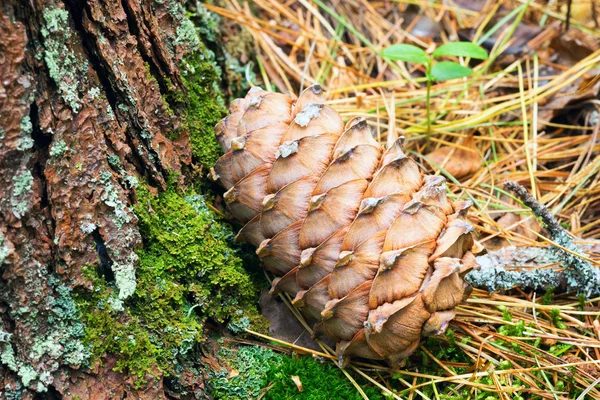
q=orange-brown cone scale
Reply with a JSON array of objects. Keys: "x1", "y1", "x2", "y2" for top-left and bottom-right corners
[{"x1": 211, "y1": 85, "x2": 478, "y2": 367}]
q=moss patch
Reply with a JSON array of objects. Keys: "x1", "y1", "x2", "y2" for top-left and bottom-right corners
[
  {"x1": 174, "y1": 52, "x2": 227, "y2": 167},
  {"x1": 75, "y1": 182, "x2": 264, "y2": 383},
  {"x1": 209, "y1": 346, "x2": 384, "y2": 400},
  {"x1": 189, "y1": 2, "x2": 256, "y2": 99}
]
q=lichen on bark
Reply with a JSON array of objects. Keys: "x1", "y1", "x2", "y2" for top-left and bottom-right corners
[
  {"x1": 0, "y1": 0, "x2": 266, "y2": 397},
  {"x1": 41, "y1": 7, "x2": 88, "y2": 112}
]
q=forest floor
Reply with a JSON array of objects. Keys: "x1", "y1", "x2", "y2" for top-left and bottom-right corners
[{"x1": 203, "y1": 0, "x2": 600, "y2": 399}]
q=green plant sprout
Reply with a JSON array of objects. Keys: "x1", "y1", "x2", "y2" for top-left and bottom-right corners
[{"x1": 381, "y1": 42, "x2": 488, "y2": 133}]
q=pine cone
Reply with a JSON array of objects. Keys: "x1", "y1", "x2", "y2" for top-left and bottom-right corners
[{"x1": 211, "y1": 85, "x2": 478, "y2": 366}]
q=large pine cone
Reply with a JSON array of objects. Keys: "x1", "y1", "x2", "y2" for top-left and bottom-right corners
[{"x1": 211, "y1": 85, "x2": 478, "y2": 366}]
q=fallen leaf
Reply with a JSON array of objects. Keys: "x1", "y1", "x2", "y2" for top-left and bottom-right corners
[
  {"x1": 496, "y1": 211, "x2": 541, "y2": 240},
  {"x1": 427, "y1": 134, "x2": 481, "y2": 179},
  {"x1": 228, "y1": 369, "x2": 239, "y2": 378},
  {"x1": 291, "y1": 375, "x2": 303, "y2": 392},
  {"x1": 562, "y1": 355, "x2": 600, "y2": 378},
  {"x1": 550, "y1": 26, "x2": 600, "y2": 65},
  {"x1": 483, "y1": 195, "x2": 542, "y2": 250}
]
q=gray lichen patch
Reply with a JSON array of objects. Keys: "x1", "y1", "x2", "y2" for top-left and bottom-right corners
[
  {"x1": 553, "y1": 230, "x2": 600, "y2": 296},
  {"x1": 107, "y1": 154, "x2": 125, "y2": 174},
  {"x1": 175, "y1": 18, "x2": 201, "y2": 50},
  {"x1": 467, "y1": 262, "x2": 561, "y2": 293},
  {"x1": 49, "y1": 140, "x2": 68, "y2": 157},
  {"x1": 80, "y1": 221, "x2": 97, "y2": 234},
  {"x1": 41, "y1": 8, "x2": 88, "y2": 113},
  {"x1": 469, "y1": 243, "x2": 600, "y2": 295},
  {"x1": 99, "y1": 171, "x2": 134, "y2": 229},
  {"x1": 16, "y1": 137, "x2": 34, "y2": 151},
  {"x1": 96, "y1": 171, "x2": 139, "y2": 304},
  {"x1": 11, "y1": 171, "x2": 32, "y2": 197},
  {"x1": 474, "y1": 181, "x2": 600, "y2": 297},
  {"x1": 10, "y1": 170, "x2": 33, "y2": 218},
  {"x1": 124, "y1": 175, "x2": 139, "y2": 189},
  {"x1": 294, "y1": 103, "x2": 323, "y2": 127},
  {"x1": 19, "y1": 114, "x2": 32, "y2": 135},
  {"x1": 88, "y1": 87, "x2": 101, "y2": 100},
  {"x1": 111, "y1": 253, "x2": 139, "y2": 308},
  {"x1": 167, "y1": 0, "x2": 201, "y2": 51},
  {"x1": 17, "y1": 115, "x2": 34, "y2": 151},
  {"x1": 0, "y1": 232, "x2": 10, "y2": 265},
  {"x1": 0, "y1": 274, "x2": 90, "y2": 392},
  {"x1": 117, "y1": 103, "x2": 129, "y2": 113}
]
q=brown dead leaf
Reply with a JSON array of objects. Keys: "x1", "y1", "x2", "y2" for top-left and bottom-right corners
[
  {"x1": 496, "y1": 212, "x2": 541, "y2": 240},
  {"x1": 291, "y1": 375, "x2": 303, "y2": 392},
  {"x1": 550, "y1": 28, "x2": 600, "y2": 68},
  {"x1": 562, "y1": 355, "x2": 600, "y2": 379},
  {"x1": 427, "y1": 134, "x2": 481, "y2": 179},
  {"x1": 483, "y1": 195, "x2": 542, "y2": 250}
]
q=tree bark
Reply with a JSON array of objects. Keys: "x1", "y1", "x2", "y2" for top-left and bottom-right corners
[{"x1": 0, "y1": 0, "x2": 218, "y2": 398}]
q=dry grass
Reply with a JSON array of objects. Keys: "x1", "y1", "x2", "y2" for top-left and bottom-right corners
[{"x1": 208, "y1": 0, "x2": 600, "y2": 398}]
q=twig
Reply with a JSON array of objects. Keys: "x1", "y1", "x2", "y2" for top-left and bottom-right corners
[
  {"x1": 469, "y1": 246, "x2": 562, "y2": 292},
  {"x1": 467, "y1": 181, "x2": 600, "y2": 296},
  {"x1": 504, "y1": 181, "x2": 562, "y2": 237}
]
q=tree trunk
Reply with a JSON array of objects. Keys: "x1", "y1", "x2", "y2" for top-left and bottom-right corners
[{"x1": 0, "y1": 0, "x2": 235, "y2": 398}]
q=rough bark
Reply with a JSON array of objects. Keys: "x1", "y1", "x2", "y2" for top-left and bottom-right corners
[{"x1": 0, "y1": 0, "x2": 223, "y2": 398}]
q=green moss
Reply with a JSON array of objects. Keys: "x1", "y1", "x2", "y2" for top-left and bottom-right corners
[
  {"x1": 188, "y1": 2, "x2": 255, "y2": 99},
  {"x1": 135, "y1": 184, "x2": 260, "y2": 322},
  {"x1": 161, "y1": 1, "x2": 226, "y2": 165},
  {"x1": 143, "y1": 62, "x2": 175, "y2": 120},
  {"x1": 74, "y1": 181, "x2": 263, "y2": 383},
  {"x1": 264, "y1": 353, "x2": 384, "y2": 400},
  {"x1": 73, "y1": 274, "x2": 160, "y2": 381},
  {"x1": 208, "y1": 346, "x2": 384, "y2": 400},
  {"x1": 177, "y1": 51, "x2": 227, "y2": 166}
]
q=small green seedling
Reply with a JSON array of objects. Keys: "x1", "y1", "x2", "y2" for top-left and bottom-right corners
[{"x1": 381, "y1": 42, "x2": 488, "y2": 132}]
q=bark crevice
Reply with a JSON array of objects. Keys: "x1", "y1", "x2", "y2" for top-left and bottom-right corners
[
  {"x1": 120, "y1": 0, "x2": 171, "y2": 99},
  {"x1": 62, "y1": 0, "x2": 155, "y2": 183},
  {"x1": 92, "y1": 228, "x2": 115, "y2": 282}
]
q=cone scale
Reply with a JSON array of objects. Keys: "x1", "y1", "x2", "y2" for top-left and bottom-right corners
[{"x1": 211, "y1": 85, "x2": 478, "y2": 366}]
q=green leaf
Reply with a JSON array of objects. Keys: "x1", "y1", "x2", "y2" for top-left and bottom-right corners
[
  {"x1": 432, "y1": 42, "x2": 488, "y2": 60},
  {"x1": 431, "y1": 61, "x2": 473, "y2": 81},
  {"x1": 381, "y1": 44, "x2": 429, "y2": 65}
]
